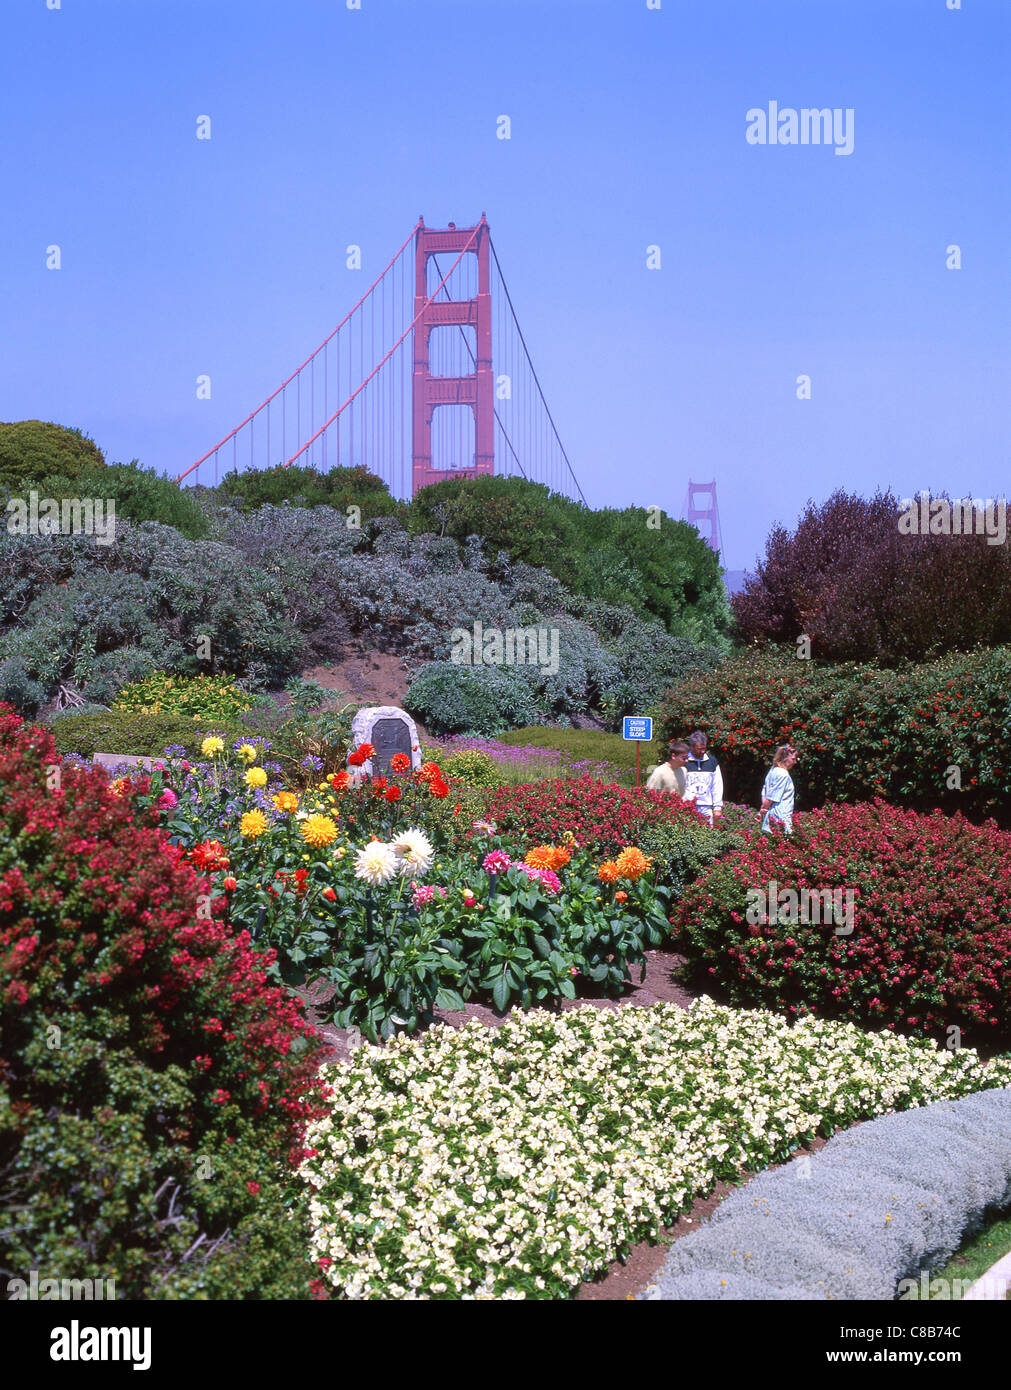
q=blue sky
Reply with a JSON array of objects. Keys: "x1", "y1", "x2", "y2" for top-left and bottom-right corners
[{"x1": 1, "y1": 0, "x2": 1007, "y2": 570}]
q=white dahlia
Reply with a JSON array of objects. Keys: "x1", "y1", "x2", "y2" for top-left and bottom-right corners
[
  {"x1": 391, "y1": 828, "x2": 434, "y2": 877},
  {"x1": 354, "y1": 840, "x2": 398, "y2": 887}
]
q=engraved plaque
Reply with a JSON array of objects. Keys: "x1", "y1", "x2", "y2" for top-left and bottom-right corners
[{"x1": 370, "y1": 716, "x2": 413, "y2": 777}]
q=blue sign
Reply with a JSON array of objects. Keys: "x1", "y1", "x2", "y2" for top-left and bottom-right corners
[{"x1": 622, "y1": 716, "x2": 653, "y2": 741}]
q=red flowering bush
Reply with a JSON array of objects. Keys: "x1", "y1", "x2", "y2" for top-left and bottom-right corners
[
  {"x1": 0, "y1": 707, "x2": 331, "y2": 1299},
  {"x1": 657, "y1": 646, "x2": 1011, "y2": 817},
  {"x1": 674, "y1": 799, "x2": 1011, "y2": 1046},
  {"x1": 478, "y1": 776, "x2": 740, "y2": 886}
]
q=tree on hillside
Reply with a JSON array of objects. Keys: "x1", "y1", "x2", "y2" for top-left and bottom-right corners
[
  {"x1": 218, "y1": 463, "x2": 403, "y2": 524},
  {"x1": 0, "y1": 420, "x2": 105, "y2": 480},
  {"x1": 408, "y1": 475, "x2": 730, "y2": 644}
]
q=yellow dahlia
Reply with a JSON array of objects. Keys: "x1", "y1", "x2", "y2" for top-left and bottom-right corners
[
  {"x1": 200, "y1": 736, "x2": 225, "y2": 758},
  {"x1": 240, "y1": 809, "x2": 268, "y2": 839},
  {"x1": 244, "y1": 767, "x2": 267, "y2": 789},
  {"x1": 273, "y1": 790, "x2": 299, "y2": 813},
  {"x1": 301, "y1": 814, "x2": 338, "y2": 849},
  {"x1": 237, "y1": 743, "x2": 258, "y2": 764}
]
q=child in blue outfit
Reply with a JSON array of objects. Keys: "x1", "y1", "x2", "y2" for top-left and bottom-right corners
[{"x1": 760, "y1": 744, "x2": 798, "y2": 833}]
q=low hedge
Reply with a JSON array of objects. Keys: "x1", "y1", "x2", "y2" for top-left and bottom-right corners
[
  {"x1": 656, "y1": 646, "x2": 1011, "y2": 816},
  {"x1": 113, "y1": 670, "x2": 252, "y2": 720},
  {"x1": 673, "y1": 798, "x2": 1011, "y2": 1047},
  {"x1": 49, "y1": 709, "x2": 247, "y2": 761},
  {"x1": 0, "y1": 707, "x2": 331, "y2": 1298}
]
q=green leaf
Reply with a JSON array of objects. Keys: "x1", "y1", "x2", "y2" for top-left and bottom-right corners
[
  {"x1": 492, "y1": 974, "x2": 510, "y2": 1012},
  {"x1": 435, "y1": 988, "x2": 466, "y2": 1011}
]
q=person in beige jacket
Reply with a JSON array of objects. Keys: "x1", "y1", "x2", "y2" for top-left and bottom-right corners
[{"x1": 646, "y1": 740, "x2": 690, "y2": 797}]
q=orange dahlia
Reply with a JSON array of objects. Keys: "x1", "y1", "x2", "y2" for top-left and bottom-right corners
[
  {"x1": 614, "y1": 846, "x2": 652, "y2": 881},
  {"x1": 524, "y1": 845, "x2": 557, "y2": 870},
  {"x1": 390, "y1": 752, "x2": 411, "y2": 773},
  {"x1": 597, "y1": 861, "x2": 620, "y2": 884},
  {"x1": 272, "y1": 790, "x2": 299, "y2": 813}
]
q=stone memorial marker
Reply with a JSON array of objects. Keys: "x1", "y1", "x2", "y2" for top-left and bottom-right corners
[{"x1": 348, "y1": 705, "x2": 422, "y2": 778}]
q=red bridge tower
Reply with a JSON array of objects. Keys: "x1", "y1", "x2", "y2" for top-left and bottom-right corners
[{"x1": 412, "y1": 216, "x2": 494, "y2": 495}]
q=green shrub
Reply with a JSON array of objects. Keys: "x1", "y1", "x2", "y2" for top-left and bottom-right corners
[
  {"x1": 635, "y1": 812, "x2": 745, "y2": 895},
  {"x1": 407, "y1": 475, "x2": 731, "y2": 643},
  {"x1": 0, "y1": 520, "x2": 301, "y2": 713},
  {"x1": 440, "y1": 749, "x2": 501, "y2": 787},
  {"x1": 218, "y1": 463, "x2": 401, "y2": 521},
  {"x1": 406, "y1": 661, "x2": 544, "y2": 735},
  {"x1": 0, "y1": 420, "x2": 104, "y2": 480},
  {"x1": 0, "y1": 463, "x2": 210, "y2": 541},
  {"x1": 114, "y1": 670, "x2": 253, "y2": 720}
]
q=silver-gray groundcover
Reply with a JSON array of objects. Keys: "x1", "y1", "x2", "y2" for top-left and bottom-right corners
[{"x1": 642, "y1": 1087, "x2": 1011, "y2": 1300}]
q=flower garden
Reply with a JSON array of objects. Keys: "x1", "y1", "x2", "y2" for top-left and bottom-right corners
[
  {"x1": 5, "y1": 664, "x2": 1011, "y2": 1301},
  {"x1": 1, "y1": 465, "x2": 1010, "y2": 1303}
]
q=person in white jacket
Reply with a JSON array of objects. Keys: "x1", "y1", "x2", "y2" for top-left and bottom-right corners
[{"x1": 683, "y1": 731, "x2": 723, "y2": 827}]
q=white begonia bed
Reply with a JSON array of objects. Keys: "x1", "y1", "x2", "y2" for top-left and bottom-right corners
[{"x1": 299, "y1": 999, "x2": 1011, "y2": 1300}]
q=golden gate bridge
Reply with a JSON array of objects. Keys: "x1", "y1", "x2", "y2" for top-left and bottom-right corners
[
  {"x1": 176, "y1": 216, "x2": 587, "y2": 504},
  {"x1": 176, "y1": 215, "x2": 722, "y2": 557}
]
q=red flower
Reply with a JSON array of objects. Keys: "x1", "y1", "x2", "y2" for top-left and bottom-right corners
[
  {"x1": 385, "y1": 785, "x2": 401, "y2": 802},
  {"x1": 223, "y1": 876, "x2": 238, "y2": 892},
  {"x1": 247, "y1": 1181, "x2": 260, "y2": 1195},
  {"x1": 322, "y1": 887, "x2": 337, "y2": 902}
]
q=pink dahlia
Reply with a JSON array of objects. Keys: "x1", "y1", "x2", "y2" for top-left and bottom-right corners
[
  {"x1": 521, "y1": 866, "x2": 561, "y2": 895},
  {"x1": 482, "y1": 850, "x2": 512, "y2": 874}
]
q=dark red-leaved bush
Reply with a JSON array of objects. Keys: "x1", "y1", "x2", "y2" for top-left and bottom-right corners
[
  {"x1": 674, "y1": 798, "x2": 1011, "y2": 1047},
  {"x1": 733, "y1": 488, "x2": 1011, "y2": 663},
  {"x1": 0, "y1": 707, "x2": 331, "y2": 1298}
]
